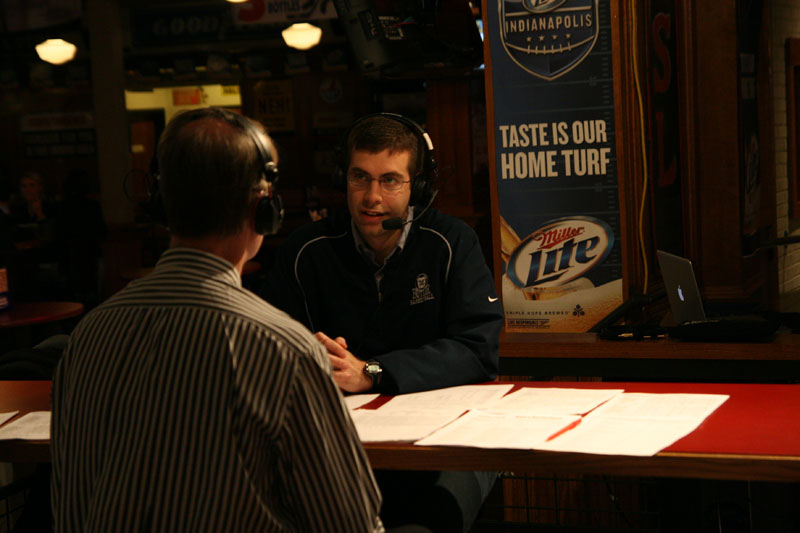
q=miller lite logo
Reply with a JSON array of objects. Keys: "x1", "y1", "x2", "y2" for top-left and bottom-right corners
[
  {"x1": 499, "y1": 0, "x2": 599, "y2": 80},
  {"x1": 507, "y1": 216, "x2": 613, "y2": 289}
]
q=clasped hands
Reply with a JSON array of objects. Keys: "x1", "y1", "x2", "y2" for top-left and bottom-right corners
[{"x1": 314, "y1": 332, "x2": 372, "y2": 393}]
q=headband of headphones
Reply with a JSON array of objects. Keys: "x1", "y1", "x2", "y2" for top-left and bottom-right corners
[
  {"x1": 332, "y1": 112, "x2": 438, "y2": 205},
  {"x1": 217, "y1": 109, "x2": 283, "y2": 235},
  {"x1": 214, "y1": 108, "x2": 279, "y2": 185}
]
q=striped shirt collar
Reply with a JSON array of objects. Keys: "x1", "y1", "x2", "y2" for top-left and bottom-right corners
[
  {"x1": 155, "y1": 247, "x2": 243, "y2": 288},
  {"x1": 352, "y1": 206, "x2": 414, "y2": 265}
]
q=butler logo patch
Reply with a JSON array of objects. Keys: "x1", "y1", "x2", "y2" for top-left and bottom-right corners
[
  {"x1": 507, "y1": 216, "x2": 613, "y2": 288},
  {"x1": 410, "y1": 273, "x2": 435, "y2": 305},
  {"x1": 499, "y1": 0, "x2": 599, "y2": 80}
]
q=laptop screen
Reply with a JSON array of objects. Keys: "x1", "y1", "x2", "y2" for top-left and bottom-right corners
[{"x1": 656, "y1": 250, "x2": 706, "y2": 324}]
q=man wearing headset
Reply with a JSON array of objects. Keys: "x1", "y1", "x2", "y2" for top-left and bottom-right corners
[
  {"x1": 262, "y1": 113, "x2": 503, "y2": 532},
  {"x1": 51, "y1": 108, "x2": 383, "y2": 532}
]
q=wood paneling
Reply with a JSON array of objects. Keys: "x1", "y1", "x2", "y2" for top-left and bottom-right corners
[{"x1": 425, "y1": 79, "x2": 478, "y2": 223}]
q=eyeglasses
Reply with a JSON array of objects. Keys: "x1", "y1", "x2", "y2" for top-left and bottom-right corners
[{"x1": 347, "y1": 173, "x2": 410, "y2": 193}]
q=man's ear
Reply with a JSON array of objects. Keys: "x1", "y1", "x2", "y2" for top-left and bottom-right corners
[{"x1": 253, "y1": 183, "x2": 283, "y2": 236}]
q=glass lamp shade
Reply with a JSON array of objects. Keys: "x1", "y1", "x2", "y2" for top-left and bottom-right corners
[
  {"x1": 281, "y1": 23, "x2": 322, "y2": 50},
  {"x1": 35, "y1": 39, "x2": 77, "y2": 65}
]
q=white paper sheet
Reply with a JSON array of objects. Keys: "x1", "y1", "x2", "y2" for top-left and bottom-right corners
[
  {"x1": 485, "y1": 387, "x2": 624, "y2": 415},
  {"x1": 415, "y1": 410, "x2": 580, "y2": 449},
  {"x1": 410, "y1": 390, "x2": 729, "y2": 456},
  {"x1": 344, "y1": 394, "x2": 380, "y2": 411},
  {"x1": 0, "y1": 411, "x2": 19, "y2": 427},
  {"x1": 0, "y1": 411, "x2": 51, "y2": 440},
  {"x1": 350, "y1": 407, "x2": 466, "y2": 442},
  {"x1": 378, "y1": 384, "x2": 514, "y2": 412},
  {"x1": 538, "y1": 393, "x2": 729, "y2": 456},
  {"x1": 536, "y1": 415, "x2": 706, "y2": 456},
  {"x1": 586, "y1": 393, "x2": 729, "y2": 421}
]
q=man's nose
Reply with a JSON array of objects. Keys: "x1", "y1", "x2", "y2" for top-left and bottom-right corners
[{"x1": 363, "y1": 179, "x2": 383, "y2": 202}]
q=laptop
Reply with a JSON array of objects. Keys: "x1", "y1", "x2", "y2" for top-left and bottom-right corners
[{"x1": 656, "y1": 250, "x2": 779, "y2": 341}]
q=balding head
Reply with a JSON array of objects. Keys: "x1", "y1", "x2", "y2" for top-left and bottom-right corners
[{"x1": 157, "y1": 108, "x2": 276, "y2": 238}]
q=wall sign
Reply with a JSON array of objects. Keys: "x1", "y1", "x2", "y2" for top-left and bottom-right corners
[
  {"x1": 20, "y1": 112, "x2": 95, "y2": 159},
  {"x1": 252, "y1": 79, "x2": 295, "y2": 132},
  {"x1": 232, "y1": 0, "x2": 337, "y2": 25},
  {"x1": 131, "y1": 7, "x2": 226, "y2": 46},
  {"x1": 172, "y1": 88, "x2": 205, "y2": 106}
]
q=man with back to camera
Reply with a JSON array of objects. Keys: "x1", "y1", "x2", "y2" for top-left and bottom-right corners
[
  {"x1": 50, "y1": 107, "x2": 384, "y2": 532},
  {"x1": 261, "y1": 113, "x2": 503, "y2": 532}
]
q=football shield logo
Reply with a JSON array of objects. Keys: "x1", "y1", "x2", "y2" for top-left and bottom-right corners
[{"x1": 499, "y1": 0, "x2": 599, "y2": 80}]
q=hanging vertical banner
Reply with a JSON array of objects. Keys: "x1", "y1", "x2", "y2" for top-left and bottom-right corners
[
  {"x1": 647, "y1": 1, "x2": 683, "y2": 257},
  {"x1": 737, "y1": 0, "x2": 762, "y2": 256},
  {"x1": 487, "y1": 0, "x2": 623, "y2": 332}
]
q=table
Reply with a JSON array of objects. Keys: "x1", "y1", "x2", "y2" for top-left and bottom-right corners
[
  {"x1": 499, "y1": 330, "x2": 800, "y2": 380},
  {"x1": 366, "y1": 381, "x2": 800, "y2": 482},
  {"x1": 0, "y1": 381, "x2": 50, "y2": 462},
  {"x1": 0, "y1": 302, "x2": 84, "y2": 329},
  {"x1": 2, "y1": 380, "x2": 800, "y2": 483}
]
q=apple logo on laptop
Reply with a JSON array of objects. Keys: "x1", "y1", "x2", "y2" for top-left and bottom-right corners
[{"x1": 677, "y1": 285, "x2": 684, "y2": 301}]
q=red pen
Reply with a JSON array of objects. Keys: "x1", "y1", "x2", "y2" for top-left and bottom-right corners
[{"x1": 546, "y1": 417, "x2": 582, "y2": 441}]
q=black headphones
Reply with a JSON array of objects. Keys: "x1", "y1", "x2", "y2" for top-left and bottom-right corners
[
  {"x1": 229, "y1": 111, "x2": 284, "y2": 236},
  {"x1": 149, "y1": 108, "x2": 283, "y2": 236},
  {"x1": 332, "y1": 112, "x2": 438, "y2": 206}
]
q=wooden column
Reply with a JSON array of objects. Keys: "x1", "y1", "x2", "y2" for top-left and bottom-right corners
[
  {"x1": 425, "y1": 78, "x2": 478, "y2": 224},
  {"x1": 87, "y1": 0, "x2": 133, "y2": 224},
  {"x1": 682, "y1": 1, "x2": 776, "y2": 306}
]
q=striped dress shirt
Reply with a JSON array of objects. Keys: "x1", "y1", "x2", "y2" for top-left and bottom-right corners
[{"x1": 51, "y1": 248, "x2": 383, "y2": 532}]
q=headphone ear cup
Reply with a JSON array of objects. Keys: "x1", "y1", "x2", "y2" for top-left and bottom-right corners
[
  {"x1": 410, "y1": 175, "x2": 425, "y2": 205},
  {"x1": 254, "y1": 195, "x2": 284, "y2": 236},
  {"x1": 264, "y1": 161, "x2": 279, "y2": 185}
]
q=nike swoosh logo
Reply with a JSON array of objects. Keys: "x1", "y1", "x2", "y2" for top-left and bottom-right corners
[{"x1": 488, "y1": 296, "x2": 499, "y2": 302}]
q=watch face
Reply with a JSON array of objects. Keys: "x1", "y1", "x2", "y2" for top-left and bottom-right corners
[{"x1": 364, "y1": 360, "x2": 382, "y2": 388}]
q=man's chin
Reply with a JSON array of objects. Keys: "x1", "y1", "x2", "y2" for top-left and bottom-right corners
[
  {"x1": 355, "y1": 221, "x2": 388, "y2": 238},
  {"x1": 357, "y1": 216, "x2": 384, "y2": 228},
  {"x1": 361, "y1": 224, "x2": 385, "y2": 236}
]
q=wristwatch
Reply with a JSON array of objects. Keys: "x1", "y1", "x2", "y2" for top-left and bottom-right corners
[{"x1": 363, "y1": 359, "x2": 383, "y2": 387}]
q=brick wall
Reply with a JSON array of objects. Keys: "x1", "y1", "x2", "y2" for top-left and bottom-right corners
[{"x1": 771, "y1": 0, "x2": 800, "y2": 306}]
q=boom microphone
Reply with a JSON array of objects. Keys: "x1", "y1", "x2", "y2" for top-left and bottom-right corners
[{"x1": 382, "y1": 190, "x2": 439, "y2": 230}]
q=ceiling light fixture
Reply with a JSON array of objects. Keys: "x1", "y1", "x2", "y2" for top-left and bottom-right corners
[
  {"x1": 35, "y1": 38, "x2": 77, "y2": 65},
  {"x1": 281, "y1": 23, "x2": 322, "y2": 50}
]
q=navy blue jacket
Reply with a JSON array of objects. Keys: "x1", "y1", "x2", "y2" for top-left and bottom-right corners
[{"x1": 261, "y1": 208, "x2": 503, "y2": 394}]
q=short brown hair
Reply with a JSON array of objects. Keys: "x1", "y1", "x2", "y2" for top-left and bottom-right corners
[{"x1": 345, "y1": 115, "x2": 422, "y2": 179}]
